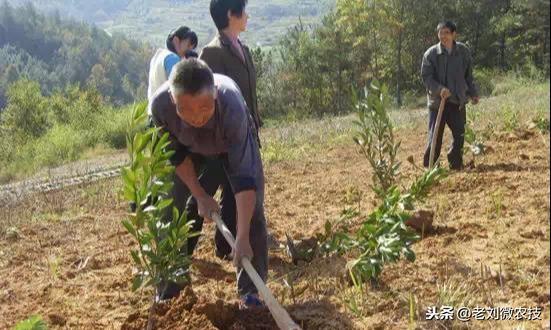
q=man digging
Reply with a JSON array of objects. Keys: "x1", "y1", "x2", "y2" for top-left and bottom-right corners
[
  {"x1": 421, "y1": 20, "x2": 480, "y2": 170},
  {"x1": 149, "y1": 58, "x2": 268, "y2": 309}
]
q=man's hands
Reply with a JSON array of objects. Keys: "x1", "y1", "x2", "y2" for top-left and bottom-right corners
[
  {"x1": 233, "y1": 235, "x2": 253, "y2": 267},
  {"x1": 197, "y1": 194, "x2": 220, "y2": 221},
  {"x1": 440, "y1": 87, "x2": 451, "y2": 99},
  {"x1": 471, "y1": 96, "x2": 480, "y2": 105}
]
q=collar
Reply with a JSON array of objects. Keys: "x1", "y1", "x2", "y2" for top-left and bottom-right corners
[
  {"x1": 437, "y1": 41, "x2": 457, "y2": 55},
  {"x1": 218, "y1": 31, "x2": 235, "y2": 46}
]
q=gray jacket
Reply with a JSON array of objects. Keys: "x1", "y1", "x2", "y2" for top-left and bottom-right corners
[
  {"x1": 421, "y1": 41, "x2": 479, "y2": 110},
  {"x1": 149, "y1": 74, "x2": 263, "y2": 195}
]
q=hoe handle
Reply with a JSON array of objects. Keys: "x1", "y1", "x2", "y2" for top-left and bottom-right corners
[
  {"x1": 210, "y1": 212, "x2": 301, "y2": 330},
  {"x1": 429, "y1": 96, "x2": 448, "y2": 168}
]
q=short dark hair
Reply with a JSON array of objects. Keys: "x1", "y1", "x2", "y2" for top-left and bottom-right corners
[
  {"x1": 169, "y1": 58, "x2": 214, "y2": 96},
  {"x1": 210, "y1": 0, "x2": 248, "y2": 30},
  {"x1": 166, "y1": 26, "x2": 199, "y2": 52},
  {"x1": 436, "y1": 21, "x2": 457, "y2": 33},
  {"x1": 184, "y1": 49, "x2": 199, "y2": 59}
]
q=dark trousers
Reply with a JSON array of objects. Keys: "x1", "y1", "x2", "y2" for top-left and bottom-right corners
[
  {"x1": 183, "y1": 157, "x2": 237, "y2": 256},
  {"x1": 171, "y1": 156, "x2": 268, "y2": 296},
  {"x1": 423, "y1": 103, "x2": 466, "y2": 169}
]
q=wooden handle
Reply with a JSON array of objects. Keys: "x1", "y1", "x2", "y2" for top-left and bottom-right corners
[
  {"x1": 210, "y1": 212, "x2": 301, "y2": 330},
  {"x1": 429, "y1": 97, "x2": 447, "y2": 168}
]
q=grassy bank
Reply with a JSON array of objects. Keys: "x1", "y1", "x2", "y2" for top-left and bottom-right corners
[{"x1": 0, "y1": 74, "x2": 548, "y2": 184}]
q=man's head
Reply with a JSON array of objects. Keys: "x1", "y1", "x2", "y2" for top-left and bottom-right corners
[
  {"x1": 436, "y1": 21, "x2": 457, "y2": 48},
  {"x1": 169, "y1": 58, "x2": 217, "y2": 128},
  {"x1": 210, "y1": 0, "x2": 249, "y2": 33},
  {"x1": 166, "y1": 26, "x2": 199, "y2": 58}
]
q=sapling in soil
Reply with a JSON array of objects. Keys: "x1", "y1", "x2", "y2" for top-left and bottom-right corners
[
  {"x1": 353, "y1": 81, "x2": 401, "y2": 200},
  {"x1": 321, "y1": 82, "x2": 446, "y2": 284},
  {"x1": 121, "y1": 104, "x2": 197, "y2": 330}
]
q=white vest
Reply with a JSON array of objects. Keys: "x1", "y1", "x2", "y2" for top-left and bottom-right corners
[{"x1": 147, "y1": 48, "x2": 173, "y2": 114}]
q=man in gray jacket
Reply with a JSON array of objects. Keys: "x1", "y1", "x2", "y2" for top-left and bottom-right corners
[
  {"x1": 421, "y1": 21, "x2": 480, "y2": 170},
  {"x1": 150, "y1": 58, "x2": 267, "y2": 308}
]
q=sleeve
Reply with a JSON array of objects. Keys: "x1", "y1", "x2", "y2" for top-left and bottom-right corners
[
  {"x1": 421, "y1": 50, "x2": 444, "y2": 96},
  {"x1": 222, "y1": 91, "x2": 258, "y2": 193},
  {"x1": 163, "y1": 53, "x2": 180, "y2": 78},
  {"x1": 464, "y1": 48, "x2": 479, "y2": 98},
  {"x1": 150, "y1": 98, "x2": 190, "y2": 167},
  {"x1": 199, "y1": 46, "x2": 226, "y2": 74}
]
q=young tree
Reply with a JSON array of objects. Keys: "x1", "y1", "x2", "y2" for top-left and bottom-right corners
[{"x1": 122, "y1": 104, "x2": 197, "y2": 329}]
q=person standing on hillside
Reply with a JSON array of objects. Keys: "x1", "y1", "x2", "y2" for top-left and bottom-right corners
[
  {"x1": 200, "y1": 0, "x2": 261, "y2": 131},
  {"x1": 147, "y1": 26, "x2": 199, "y2": 104},
  {"x1": 199, "y1": 0, "x2": 279, "y2": 259},
  {"x1": 150, "y1": 58, "x2": 268, "y2": 309},
  {"x1": 421, "y1": 20, "x2": 480, "y2": 170}
]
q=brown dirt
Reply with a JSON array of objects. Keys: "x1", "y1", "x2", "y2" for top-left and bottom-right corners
[{"x1": 0, "y1": 122, "x2": 549, "y2": 329}]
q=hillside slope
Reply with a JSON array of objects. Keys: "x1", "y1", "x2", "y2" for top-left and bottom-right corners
[{"x1": 6, "y1": 0, "x2": 335, "y2": 47}]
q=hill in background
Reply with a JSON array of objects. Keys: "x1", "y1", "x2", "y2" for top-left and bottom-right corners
[
  {"x1": 0, "y1": 2, "x2": 151, "y2": 108},
  {"x1": 6, "y1": 0, "x2": 335, "y2": 47}
]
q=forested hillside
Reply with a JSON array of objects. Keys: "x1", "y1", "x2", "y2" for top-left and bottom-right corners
[
  {"x1": 6, "y1": 0, "x2": 335, "y2": 47},
  {"x1": 0, "y1": 1, "x2": 151, "y2": 108}
]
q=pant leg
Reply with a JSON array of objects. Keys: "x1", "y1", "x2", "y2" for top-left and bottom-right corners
[
  {"x1": 423, "y1": 108, "x2": 447, "y2": 167},
  {"x1": 182, "y1": 158, "x2": 225, "y2": 252},
  {"x1": 169, "y1": 167, "x2": 205, "y2": 255},
  {"x1": 158, "y1": 165, "x2": 202, "y2": 297},
  {"x1": 215, "y1": 173, "x2": 237, "y2": 256},
  {"x1": 446, "y1": 104, "x2": 466, "y2": 169},
  {"x1": 236, "y1": 203, "x2": 268, "y2": 296}
]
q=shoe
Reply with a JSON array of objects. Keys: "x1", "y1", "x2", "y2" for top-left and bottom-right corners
[{"x1": 239, "y1": 294, "x2": 264, "y2": 310}]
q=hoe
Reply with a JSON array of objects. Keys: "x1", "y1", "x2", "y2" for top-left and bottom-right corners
[{"x1": 211, "y1": 211, "x2": 301, "y2": 330}]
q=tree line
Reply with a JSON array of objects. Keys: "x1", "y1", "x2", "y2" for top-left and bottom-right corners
[{"x1": 253, "y1": 0, "x2": 550, "y2": 118}]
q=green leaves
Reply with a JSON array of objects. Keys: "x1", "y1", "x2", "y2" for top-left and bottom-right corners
[
  {"x1": 13, "y1": 315, "x2": 48, "y2": 330},
  {"x1": 324, "y1": 103, "x2": 442, "y2": 283},
  {"x1": 121, "y1": 104, "x2": 196, "y2": 294},
  {"x1": 353, "y1": 82, "x2": 400, "y2": 200}
]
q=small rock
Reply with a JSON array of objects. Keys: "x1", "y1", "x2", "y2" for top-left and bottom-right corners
[
  {"x1": 5, "y1": 227, "x2": 20, "y2": 241},
  {"x1": 405, "y1": 210, "x2": 434, "y2": 232},
  {"x1": 48, "y1": 313, "x2": 66, "y2": 326}
]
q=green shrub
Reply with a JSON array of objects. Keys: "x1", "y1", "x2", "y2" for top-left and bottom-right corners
[
  {"x1": 94, "y1": 105, "x2": 135, "y2": 149},
  {"x1": 473, "y1": 69, "x2": 496, "y2": 96},
  {"x1": 1, "y1": 79, "x2": 50, "y2": 142},
  {"x1": 33, "y1": 125, "x2": 88, "y2": 167}
]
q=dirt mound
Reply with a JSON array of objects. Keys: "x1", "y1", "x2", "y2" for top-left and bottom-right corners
[
  {"x1": 121, "y1": 286, "x2": 266, "y2": 330},
  {"x1": 121, "y1": 286, "x2": 351, "y2": 330}
]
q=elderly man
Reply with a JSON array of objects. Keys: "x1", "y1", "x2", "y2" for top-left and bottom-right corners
[
  {"x1": 149, "y1": 58, "x2": 267, "y2": 309},
  {"x1": 421, "y1": 20, "x2": 480, "y2": 170}
]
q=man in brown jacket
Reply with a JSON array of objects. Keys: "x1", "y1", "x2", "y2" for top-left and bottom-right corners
[
  {"x1": 199, "y1": 0, "x2": 277, "y2": 259},
  {"x1": 200, "y1": 0, "x2": 261, "y2": 131}
]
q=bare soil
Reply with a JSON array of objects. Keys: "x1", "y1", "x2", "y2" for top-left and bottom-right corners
[{"x1": 0, "y1": 123, "x2": 549, "y2": 329}]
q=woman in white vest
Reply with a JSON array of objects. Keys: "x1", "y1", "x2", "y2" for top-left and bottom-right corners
[{"x1": 147, "y1": 26, "x2": 198, "y2": 106}]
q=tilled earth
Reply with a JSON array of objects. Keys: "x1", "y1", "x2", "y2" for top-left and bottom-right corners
[{"x1": 0, "y1": 122, "x2": 549, "y2": 329}]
